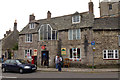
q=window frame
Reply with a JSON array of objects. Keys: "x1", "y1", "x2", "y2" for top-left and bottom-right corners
[
  {"x1": 68, "y1": 29, "x2": 81, "y2": 40},
  {"x1": 72, "y1": 15, "x2": 81, "y2": 24},
  {"x1": 109, "y1": 4, "x2": 112, "y2": 10},
  {"x1": 70, "y1": 48, "x2": 81, "y2": 59},
  {"x1": 24, "y1": 49, "x2": 32, "y2": 59},
  {"x1": 39, "y1": 24, "x2": 58, "y2": 41},
  {"x1": 103, "y1": 50, "x2": 119, "y2": 59},
  {"x1": 25, "y1": 33, "x2": 32, "y2": 43},
  {"x1": 118, "y1": 35, "x2": 120, "y2": 47},
  {"x1": 29, "y1": 23, "x2": 35, "y2": 29}
]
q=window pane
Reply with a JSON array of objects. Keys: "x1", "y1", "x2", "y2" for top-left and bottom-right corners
[
  {"x1": 77, "y1": 48, "x2": 80, "y2": 58},
  {"x1": 48, "y1": 25, "x2": 51, "y2": 40},
  {"x1": 104, "y1": 54, "x2": 106, "y2": 58},
  {"x1": 40, "y1": 26, "x2": 44, "y2": 40},
  {"x1": 52, "y1": 31, "x2": 55, "y2": 40},
  {"x1": 109, "y1": 4, "x2": 112, "y2": 10},
  {"x1": 44, "y1": 25, "x2": 47, "y2": 40},
  {"x1": 30, "y1": 34, "x2": 32, "y2": 42},
  {"x1": 77, "y1": 16, "x2": 79, "y2": 22},
  {"x1": 73, "y1": 29, "x2": 76, "y2": 40},
  {"x1": 77, "y1": 29, "x2": 80, "y2": 39},
  {"x1": 55, "y1": 31, "x2": 57, "y2": 40},
  {"x1": 68, "y1": 30, "x2": 72, "y2": 40},
  {"x1": 30, "y1": 50, "x2": 32, "y2": 56},
  {"x1": 70, "y1": 49, "x2": 72, "y2": 58},
  {"x1": 118, "y1": 35, "x2": 120, "y2": 46},
  {"x1": 72, "y1": 48, "x2": 77, "y2": 58},
  {"x1": 25, "y1": 50, "x2": 27, "y2": 58},
  {"x1": 115, "y1": 50, "x2": 118, "y2": 58},
  {"x1": 73, "y1": 16, "x2": 76, "y2": 22}
]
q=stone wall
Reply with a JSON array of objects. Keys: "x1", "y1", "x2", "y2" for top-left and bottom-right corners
[
  {"x1": 93, "y1": 30, "x2": 119, "y2": 66},
  {"x1": 100, "y1": 2, "x2": 119, "y2": 17}
]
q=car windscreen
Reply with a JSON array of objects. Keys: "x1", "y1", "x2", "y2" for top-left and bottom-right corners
[{"x1": 16, "y1": 59, "x2": 28, "y2": 64}]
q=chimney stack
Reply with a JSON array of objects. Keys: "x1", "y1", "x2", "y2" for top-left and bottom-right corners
[
  {"x1": 29, "y1": 13, "x2": 35, "y2": 22},
  {"x1": 89, "y1": 0, "x2": 94, "y2": 14},
  {"x1": 47, "y1": 11, "x2": 51, "y2": 19},
  {"x1": 14, "y1": 20, "x2": 17, "y2": 31}
]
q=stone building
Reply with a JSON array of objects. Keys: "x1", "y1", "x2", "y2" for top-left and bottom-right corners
[
  {"x1": 2, "y1": 20, "x2": 19, "y2": 59},
  {"x1": 0, "y1": 39, "x2": 2, "y2": 58},
  {"x1": 18, "y1": 1, "x2": 120, "y2": 68},
  {"x1": 99, "y1": 0, "x2": 120, "y2": 17}
]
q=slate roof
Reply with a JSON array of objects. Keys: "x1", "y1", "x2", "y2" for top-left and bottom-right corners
[
  {"x1": 19, "y1": 11, "x2": 94, "y2": 35},
  {"x1": 93, "y1": 17, "x2": 119, "y2": 30}
]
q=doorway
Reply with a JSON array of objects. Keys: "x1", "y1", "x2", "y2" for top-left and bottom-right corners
[{"x1": 41, "y1": 51, "x2": 49, "y2": 66}]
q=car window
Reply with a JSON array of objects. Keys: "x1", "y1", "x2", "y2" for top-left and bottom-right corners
[
  {"x1": 4, "y1": 60, "x2": 10, "y2": 64},
  {"x1": 16, "y1": 60, "x2": 22, "y2": 64},
  {"x1": 10, "y1": 60, "x2": 16, "y2": 64},
  {"x1": 18, "y1": 59, "x2": 28, "y2": 64}
]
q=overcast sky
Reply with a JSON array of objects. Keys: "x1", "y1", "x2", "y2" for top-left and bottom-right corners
[{"x1": 0, "y1": 0, "x2": 102, "y2": 39}]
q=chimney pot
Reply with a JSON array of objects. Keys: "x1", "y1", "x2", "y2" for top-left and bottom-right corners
[{"x1": 4, "y1": 34, "x2": 6, "y2": 37}]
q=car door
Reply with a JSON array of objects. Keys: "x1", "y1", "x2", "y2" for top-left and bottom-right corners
[
  {"x1": 3, "y1": 60, "x2": 11, "y2": 70},
  {"x1": 9, "y1": 60, "x2": 19, "y2": 71}
]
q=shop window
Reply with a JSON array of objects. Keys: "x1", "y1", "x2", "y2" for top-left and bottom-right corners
[
  {"x1": 70, "y1": 48, "x2": 81, "y2": 59},
  {"x1": 103, "y1": 50, "x2": 119, "y2": 59},
  {"x1": 39, "y1": 24, "x2": 58, "y2": 41},
  {"x1": 25, "y1": 49, "x2": 32, "y2": 59}
]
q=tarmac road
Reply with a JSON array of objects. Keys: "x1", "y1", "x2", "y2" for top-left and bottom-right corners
[{"x1": 1, "y1": 70, "x2": 119, "y2": 78}]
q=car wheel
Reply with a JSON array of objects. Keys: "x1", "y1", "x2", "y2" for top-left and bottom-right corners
[
  {"x1": 19, "y1": 68, "x2": 23, "y2": 74},
  {"x1": 2, "y1": 67, "x2": 6, "y2": 73}
]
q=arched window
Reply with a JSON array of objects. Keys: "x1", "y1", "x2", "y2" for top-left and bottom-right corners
[{"x1": 39, "y1": 24, "x2": 58, "y2": 41}]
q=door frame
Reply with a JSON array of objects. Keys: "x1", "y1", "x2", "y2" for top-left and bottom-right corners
[{"x1": 41, "y1": 51, "x2": 49, "y2": 66}]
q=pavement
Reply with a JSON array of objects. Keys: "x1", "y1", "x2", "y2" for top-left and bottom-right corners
[
  {"x1": 37, "y1": 67, "x2": 119, "y2": 72},
  {"x1": 0, "y1": 63, "x2": 119, "y2": 73}
]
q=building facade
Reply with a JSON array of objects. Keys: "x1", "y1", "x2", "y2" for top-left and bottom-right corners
[
  {"x1": 0, "y1": 39, "x2": 2, "y2": 58},
  {"x1": 2, "y1": 20, "x2": 19, "y2": 59},
  {"x1": 99, "y1": 0, "x2": 120, "y2": 17},
  {"x1": 18, "y1": 1, "x2": 120, "y2": 68}
]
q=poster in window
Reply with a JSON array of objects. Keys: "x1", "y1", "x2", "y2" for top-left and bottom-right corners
[
  {"x1": 34, "y1": 49, "x2": 37, "y2": 56},
  {"x1": 61, "y1": 48, "x2": 66, "y2": 55}
]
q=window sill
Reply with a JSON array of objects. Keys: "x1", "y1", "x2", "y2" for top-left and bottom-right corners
[
  {"x1": 103, "y1": 59, "x2": 119, "y2": 60},
  {"x1": 25, "y1": 42, "x2": 32, "y2": 43},
  {"x1": 69, "y1": 58, "x2": 81, "y2": 61},
  {"x1": 72, "y1": 22, "x2": 80, "y2": 24}
]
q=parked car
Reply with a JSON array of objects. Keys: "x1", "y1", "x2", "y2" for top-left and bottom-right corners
[{"x1": 1, "y1": 59, "x2": 37, "y2": 73}]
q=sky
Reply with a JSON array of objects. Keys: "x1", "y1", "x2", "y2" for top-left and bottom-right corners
[{"x1": 0, "y1": 0, "x2": 102, "y2": 39}]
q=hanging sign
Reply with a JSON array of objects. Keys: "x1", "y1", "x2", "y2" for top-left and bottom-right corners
[
  {"x1": 41, "y1": 46, "x2": 45, "y2": 50},
  {"x1": 61, "y1": 48, "x2": 66, "y2": 55},
  {"x1": 34, "y1": 49, "x2": 37, "y2": 56}
]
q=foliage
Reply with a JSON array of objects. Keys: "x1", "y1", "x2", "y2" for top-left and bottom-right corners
[{"x1": 12, "y1": 43, "x2": 18, "y2": 50}]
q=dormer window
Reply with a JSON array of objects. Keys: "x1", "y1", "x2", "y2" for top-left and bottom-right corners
[
  {"x1": 72, "y1": 15, "x2": 81, "y2": 24},
  {"x1": 29, "y1": 23, "x2": 35, "y2": 29}
]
